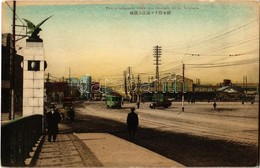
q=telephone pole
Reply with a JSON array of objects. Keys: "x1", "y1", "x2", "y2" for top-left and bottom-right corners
[
  {"x1": 9, "y1": 1, "x2": 16, "y2": 120},
  {"x1": 69, "y1": 68, "x2": 72, "y2": 96},
  {"x1": 123, "y1": 71, "x2": 127, "y2": 96},
  {"x1": 153, "y1": 45, "x2": 161, "y2": 92},
  {"x1": 137, "y1": 74, "x2": 140, "y2": 102},
  {"x1": 243, "y1": 76, "x2": 247, "y2": 96},
  {"x1": 127, "y1": 66, "x2": 131, "y2": 94},
  {"x1": 182, "y1": 63, "x2": 185, "y2": 112},
  {"x1": 127, "y1": 67, "x2": 132, "y2": 102}
]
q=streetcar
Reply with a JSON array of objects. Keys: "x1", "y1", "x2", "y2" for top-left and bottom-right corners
[{"x1": 105, "y1": 92, "x2": 122, "y2": 109}]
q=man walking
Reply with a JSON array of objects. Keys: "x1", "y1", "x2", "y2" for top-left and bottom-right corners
[
  {"x1": 127, "y1": 107, "x2": 139, "y2": 140},
  {"x1": 46, "y1": 105, "x2": 61, "y2": 142}
]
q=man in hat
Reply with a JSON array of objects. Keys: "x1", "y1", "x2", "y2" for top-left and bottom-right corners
[
  {"x1": 46, "y1": 105, "x2": 61, "y2": 142},
  {"x1": 127, "y1": 107, "x2": 139, "y2": 140}
]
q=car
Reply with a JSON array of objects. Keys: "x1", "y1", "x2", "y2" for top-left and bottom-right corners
[{"x1": 149, "y1": 92, "x2": 172, "y2": 109}]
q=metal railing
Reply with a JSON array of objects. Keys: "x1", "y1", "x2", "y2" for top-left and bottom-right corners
[{"x1": 1, "y1": 114, "x2": 43, "y2": 167}]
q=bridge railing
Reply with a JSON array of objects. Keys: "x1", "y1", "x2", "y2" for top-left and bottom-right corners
[{"x1": 1, "y1": 114, "x2": 43, "y2": 167}]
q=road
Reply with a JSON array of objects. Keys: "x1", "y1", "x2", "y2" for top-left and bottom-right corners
[{"x1": 75, "y1": 101, "x2": 258, "y2": 146}]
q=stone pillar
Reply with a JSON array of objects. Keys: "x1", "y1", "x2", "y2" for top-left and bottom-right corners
[{"x1": 23, "y1": 41, "x2": 45, "y2": 116}]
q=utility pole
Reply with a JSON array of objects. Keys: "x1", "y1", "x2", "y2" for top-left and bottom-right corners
[
  {"x1": 123, "y1": 71, "x2": 127, "y2": 96},
  {"x1": 132, "y1": 74, "x2": 135, "y2": 102},
  {"x1": 245, "y1": 76, "x2": 247, "y2": 96},
  {"x1": 127, "y1": 67, "x2": 131, "y2": 102},
  {"x1": 128, "y1": 66, "x2": 131, "y2": 85},
  {"x1": 137, "y1": 74, "x2": 140, "y2": 102},
  {"x1": 69, "y1": 68, "x2": 72, "y2": 96},
  {"x1": 243, "y1": 76, "x2": 245, "y2": 94},
  {"x1": 243, "y1": 76, "x2": 248, "y2": 96},
  {"x1": 153, "y1": 45, "x2": 161, "y2": 92},
  {"x1": 182, "y1": 63, "x2": 185, "y2": 112},
  {"x1": 9, "y1": 0, "x2": 16, "y2": 120}
]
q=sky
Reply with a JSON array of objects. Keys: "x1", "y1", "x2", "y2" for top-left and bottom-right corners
[{"x1": 2, "y1": 0, "x2": 259, "y2": 84}]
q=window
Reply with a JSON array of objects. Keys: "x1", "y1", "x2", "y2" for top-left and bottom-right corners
[{"x1": 28, "y1": 60, "x2": 40, "y2": 71}]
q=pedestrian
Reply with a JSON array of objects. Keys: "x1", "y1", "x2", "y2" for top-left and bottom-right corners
[
  {"x1": 127, "y1": 107, "x2": 139, "y2": 140},
  {"x1": 46, "y1": 105, "x2": 61, "y2": 142},
  {"x1": 121, "y1": 97, "x2": 124, "y2": 106},
  {"x1": 136, "y1": 101, "x2": 140, "y2": 109},
  {"x1": 68, "y1": 106, "x2": 75, "y2": 122},
  {"x1": 213, "y1": 101, "x2": 217, "y2": 109}
]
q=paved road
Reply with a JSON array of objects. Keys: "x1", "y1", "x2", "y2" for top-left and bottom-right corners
[
  {"x1": 35, "y1": 101, "x2": 258, "y2": 167},
  {"x1": 76, "y1": 101, "x2": 258, "y2": 146}
]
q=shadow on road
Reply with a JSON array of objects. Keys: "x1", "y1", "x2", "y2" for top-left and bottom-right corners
[{"x1": 63, "y1": 114, "x2": 258, "y2": 167}]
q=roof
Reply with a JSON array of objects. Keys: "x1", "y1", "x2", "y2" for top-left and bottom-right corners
[
  {"x1": 160, "y1": 75, "x2": 193, "y2": 82},
  {"x1": 216, "y1": 86, "x2": 238, "y2": 93}
]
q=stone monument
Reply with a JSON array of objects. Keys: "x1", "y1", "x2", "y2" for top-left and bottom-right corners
[{"x1": 22, "y1": 16, "x2": 51, "y2": 116}]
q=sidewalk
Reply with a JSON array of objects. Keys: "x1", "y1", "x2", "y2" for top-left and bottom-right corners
[
  {"x1": 77, "y1": 133, "x2": 184, "y2": 167},
  {"x1": 35, "y1": 133, "x2": 102, "y2": 167},
  {"x1": 35, "y1": 125, "x2": 184, "y2": 167}
]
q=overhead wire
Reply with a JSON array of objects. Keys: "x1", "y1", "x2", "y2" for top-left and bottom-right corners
[
  {"x1": 184, "y1": 19, "x2": 258, "y2": 51},
  {"x1": 185, "y1": 57, "x2": 258, "y2": 69},
  {"x1": 36, "y1": 10, "x2": 259, "y2": 81},
  {"x1": 163, "y1": 31, "x2": 258, "y2": 58},
  {"x1": 198, "y1": 19, "x2": 258, "y2": 44},
  {"x1": 5, "y1": 1, "x2": 25, "y2": 25},
  {"x1": 162, "y1": 18, "x2": 258, "y2": 54},
  {"x1": 199, "y1": 36, "x2": 259, "y2": 54},
  {"x1": 161, "y1": 19, "x2": 259, "y2": 74}
]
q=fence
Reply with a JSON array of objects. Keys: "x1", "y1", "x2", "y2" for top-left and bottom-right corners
[{"x1": 1, "y1": 114, "x2": 43, "y2": 166}]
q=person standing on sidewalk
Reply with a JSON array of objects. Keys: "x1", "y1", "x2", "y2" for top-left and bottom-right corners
[
  {"x1": 127, "y1": 107, "x2": 139, "y2": 140},
  {"x1": 46, "y1": 105, "x2": 61, "y2": 142}
]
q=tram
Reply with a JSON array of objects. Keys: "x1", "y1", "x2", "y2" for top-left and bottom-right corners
[{"x1": 105, "y1": 92, "x2": 122, "y2": 109}]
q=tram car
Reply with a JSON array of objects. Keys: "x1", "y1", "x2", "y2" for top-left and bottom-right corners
[{"x1": 105, "y1": 92, "x2": 122, "y2": 109}]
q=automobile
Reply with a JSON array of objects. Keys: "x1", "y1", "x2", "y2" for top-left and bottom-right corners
[
  {"x1": 63, "y1": 97, "x2": 74, "y2": 107},
  {"x1": 149, "y1": 92, "x2": 172, "y2": 109}
]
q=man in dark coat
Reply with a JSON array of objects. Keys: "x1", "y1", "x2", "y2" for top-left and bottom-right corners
[
  {"x1": 127, "y1": 107, "x2": 139, "y2": 140},
  {"x1": 68, "y1": 106, "x2": 75, "y2": 122},
  {"x1": 46, "y1": 105, "x2": 61, "y2": 142}
]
